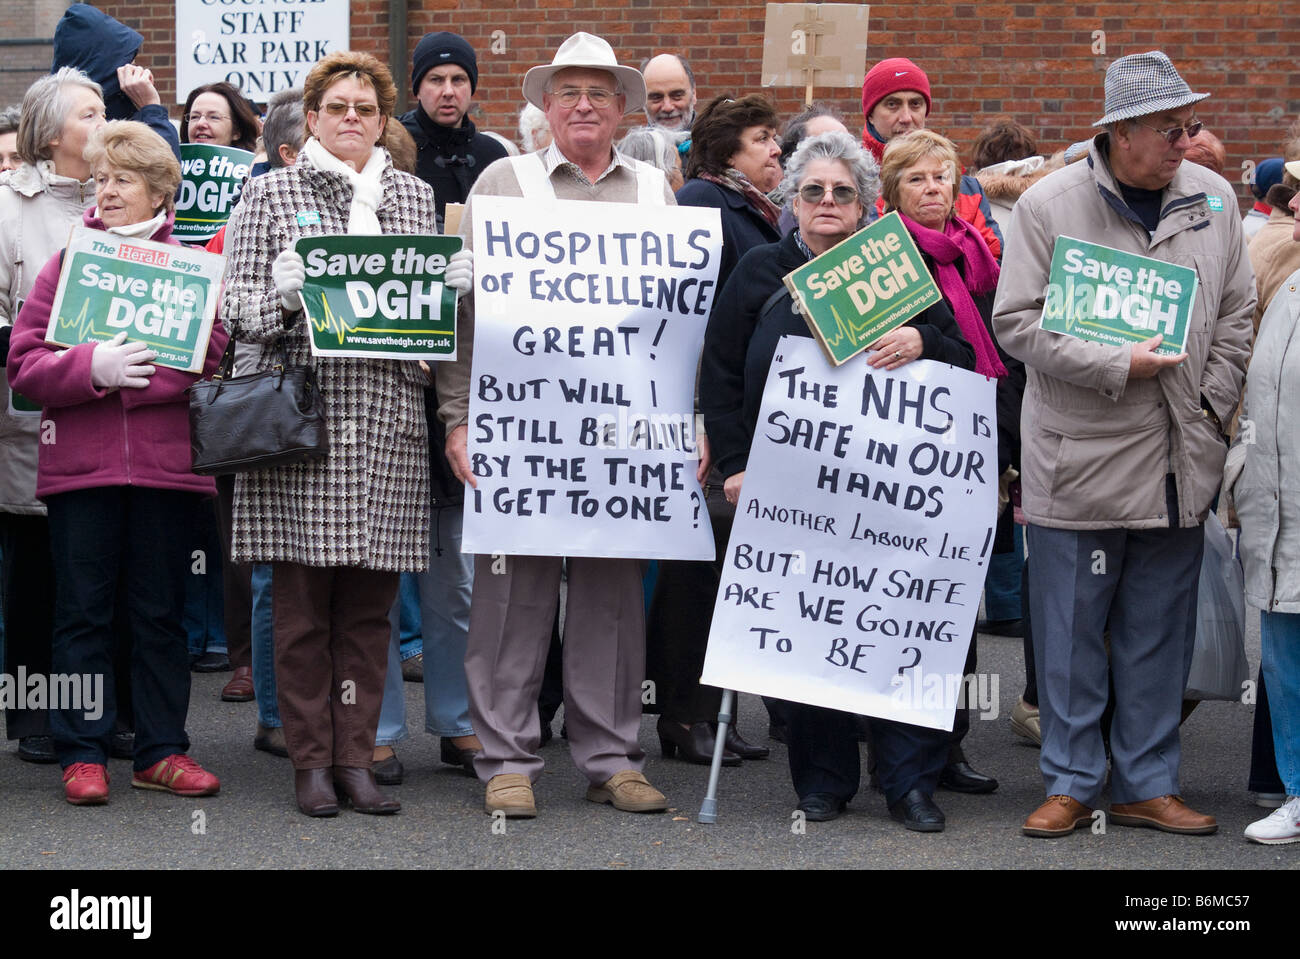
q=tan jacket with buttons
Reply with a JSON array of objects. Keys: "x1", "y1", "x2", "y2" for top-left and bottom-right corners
[{"x1": 992, "y1": 134, "x2": 1255, "y2": 530}]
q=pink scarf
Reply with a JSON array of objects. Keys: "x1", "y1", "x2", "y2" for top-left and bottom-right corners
[{"x1": 897, "y1": 211, "x2": 1007, "y2": 379}]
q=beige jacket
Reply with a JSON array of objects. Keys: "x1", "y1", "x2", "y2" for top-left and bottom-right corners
[
  {"x1": 1247, "y1": 207, "x2": 1300, "y2": 332},
  {"x1": 1231, "y1": 270, "x2": 1300, "y2": 613},
  {"x1": 0, "y1": 163, "x2": 95, "y2": 515},
  {"x1": 992, "y1": 134, "x2": 1255, "y2": 530}
]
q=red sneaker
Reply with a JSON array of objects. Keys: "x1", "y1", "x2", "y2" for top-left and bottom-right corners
[
  {"x1": 63, "y1": 762, "x2": 109, "y2": 805},
  {"x1": 131, "y1": 754, "x2": 220, "y2": 797}
]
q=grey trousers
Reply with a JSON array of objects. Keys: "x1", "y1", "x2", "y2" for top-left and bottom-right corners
[
  {"x1": 1026, "y1": 523, "x2": 1203, "y2": 805},
  {"x1": 465, "y1": 554, "x2": 646, "y2": 785}
]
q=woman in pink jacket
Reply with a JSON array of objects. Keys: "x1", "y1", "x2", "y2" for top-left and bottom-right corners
[{"x1": 7, "y1": 121, "x2": 227, "y2": 805}]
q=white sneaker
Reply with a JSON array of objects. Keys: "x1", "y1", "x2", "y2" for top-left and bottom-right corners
[{"x1": 1244, "y1": 795, "x2": 1300, "y2": 844}]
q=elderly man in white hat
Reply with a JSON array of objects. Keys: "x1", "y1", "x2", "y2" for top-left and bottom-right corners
[
  {"x1": 993, "y1": 51, "x2": 1254, "y2": 838},
  {"x1": 436, "y1": 32, "x2": 676, "y2": 819}
]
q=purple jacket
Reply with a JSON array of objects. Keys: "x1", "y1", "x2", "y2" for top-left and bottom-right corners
[{"x1": 6, "y1": 207, "x2": 227, "y2": 499}]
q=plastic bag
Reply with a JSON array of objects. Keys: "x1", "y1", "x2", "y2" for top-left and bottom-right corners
[{"x1": 1185, "y1": 513, "x2": 1249, "y2": 701}]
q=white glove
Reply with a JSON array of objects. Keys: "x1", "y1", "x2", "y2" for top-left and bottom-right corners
[
  {"x1": 91, "y1": 331, "x2": 155, "y2": 390},
  {"x1": 273, "y1": 248, "x2": 305, "y2": 311},
  {"x1": 444, "y1": 248, "x2": 473, "y2": 295}
]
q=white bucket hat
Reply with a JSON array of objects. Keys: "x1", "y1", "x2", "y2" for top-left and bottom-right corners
[
  {"x1": 522, "y1": 32, "x2": 646, "y2": 113},
  {"x1": 1093, "y1": 51, "x2": 1209, "y2": 127}
]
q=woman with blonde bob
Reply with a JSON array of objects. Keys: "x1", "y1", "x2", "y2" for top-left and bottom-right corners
[
  {"x1": 881, "y1": 129, "x2": 1021, "y2": 798},
  {"x1": 8, "y1": 120, "x2": 228, "y2": 805},
  {"x1": 222, "y1": 51, "x2": 472, "y2": 818}
]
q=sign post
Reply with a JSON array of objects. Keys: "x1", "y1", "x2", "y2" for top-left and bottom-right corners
[
  {"x1": 784, "y1": 212, "x2": 942, "y2": 366},
  {"x1": 1040, "y1": 236, "x2": 1198, "y2": 355},
  {"x1": 463, "y1": 195, "x2": 723, "y2": 560},
  {"x1": 43, "y1": 227, "x2": 224, "y2": 373},
  {"x1": 295, "y1": 235, "x2": 462, "y2": 361},
  {"x1": 700, "y1": 336, "x2": 997, "y2": 730}
]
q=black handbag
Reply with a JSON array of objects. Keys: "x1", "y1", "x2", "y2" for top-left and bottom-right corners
[{"x1": 187, "y1": 337, "x2": 329, "y2": 475}]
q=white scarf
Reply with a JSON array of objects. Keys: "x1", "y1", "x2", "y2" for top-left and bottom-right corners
[
  {"x1": 302, "y1": 136, "x2": 386, "y2": 234},
  {"x1": 101, "y1": 209, "x2": 167, "y2": 238}
]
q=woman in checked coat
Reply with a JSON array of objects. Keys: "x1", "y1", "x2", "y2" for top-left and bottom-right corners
[{"x1": 221, "y1": 50, "x2": 471, "y2": 817}]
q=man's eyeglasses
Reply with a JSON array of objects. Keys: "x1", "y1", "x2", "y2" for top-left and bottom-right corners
[
  {"x1": 551, "y1": 87, "x2": 616, "y2": 108},
  {"x1": 186, "y1": 112, "x2": 229, "y2": 125},
  {"x1": 1133, "y1": 118, "x2": 1203, "y2": 145},
  {"x1": 321, "y1": 101, "x2": 380, "y2": 118},
  {"x1": 798, "y1": 184, "x2": 859, "y2": 205}
]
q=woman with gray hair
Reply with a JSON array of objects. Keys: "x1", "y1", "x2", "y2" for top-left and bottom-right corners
[
  {"x1": 617, "y1": 126, "x2": 682, "y2": 191},
  {"x1": 700, "y1": 130, "x2": 975, "y2": 830},
  {"x1": 0, "y1": 106, "x2": 20, "y2": 172},
  {"x1": 0, "y1": 67, "x2": 108, "y2": 767}
]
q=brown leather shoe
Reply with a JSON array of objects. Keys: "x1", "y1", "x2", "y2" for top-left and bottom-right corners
[
  {"x1": 1022, "y1": 794, "x2": 1093, "y2": 837},
  {"x1": 586, "y1": 769, "x2": 668, "y2": 813},
  {"x1": 294, "y1": 768, "x2": 339, "y2": 817},
  {"x1": 485, "y1": 773, "x2": 536, "y2": 818},
  {"x1": 221, "y1": 666, "x2": 255, "y2": 702},
  {"x1": 1110, "y1": 795, "x2": 1217, "y2": 835},
  {"x1": 332, "y1": 766, "x2": 400, "y2": 815}
]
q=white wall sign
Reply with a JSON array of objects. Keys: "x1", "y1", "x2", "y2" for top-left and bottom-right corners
[{"x1": 176, "y1": 0, "x2": 350, "y2": 103}]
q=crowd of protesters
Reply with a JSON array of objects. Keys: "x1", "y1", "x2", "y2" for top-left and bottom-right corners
[{"x1": 2, "y1": 4, "x2": 1300, "y2": 846}]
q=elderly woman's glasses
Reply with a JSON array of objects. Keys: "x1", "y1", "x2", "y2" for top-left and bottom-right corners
[
  {"x1": 322, "y1": 101, "x2": 380, "y2": 118},
  {"x1": 552, "y1": 87, "x2": 616, "y2": 108},
  {"x1": 798, "y1": 184, "x2": 859, "y2": 205},
  {"x1": 186, "y1": 112, "x2": 229, "y2": 125}
]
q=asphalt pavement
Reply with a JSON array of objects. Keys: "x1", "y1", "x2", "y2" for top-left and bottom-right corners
[{"x1": 0, "y1": 608, "x2": 1291, "y2": 873}]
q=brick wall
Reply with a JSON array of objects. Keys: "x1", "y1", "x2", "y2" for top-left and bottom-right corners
[{"x1": 47, "y1": 1, "x2": 1300, "y2": 210}]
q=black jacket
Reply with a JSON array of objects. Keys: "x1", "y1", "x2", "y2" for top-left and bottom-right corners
[
  {"x1": 51, "y1": 3, "x2": 180, "y2": 161},
  {"x1": 399, "y1": 107, "x2": 506, "y2": 506},
  {"x1": 676, "y1": 178, "x2": 781, "y2": 296},
  {"x1": 701, "y1": 230, "x2": 976, "y2": 478},
  {"x1": 399, "y1": 107, "x2": 508, "y2": 229}
]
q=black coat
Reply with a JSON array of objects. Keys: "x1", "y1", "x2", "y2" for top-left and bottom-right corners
[
  {"x1": 676, "y1": 178, "x2": 781, "y2": 296},
  {"x1": 701, "y1": 231, "x2": 976, "y2": 478},
  {"x1": 399, "y1": 107, "x2": 508, "y2": 506},
  {"x1": 399, "y1": 107, "x2": 509, "y2": 228}
]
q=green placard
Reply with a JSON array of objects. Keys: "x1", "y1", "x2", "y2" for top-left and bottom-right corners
[
  {"x1": 174, "y1": 144, "x2": 255, "y2": 243},
  {"x1": 783, "y1": 212, "x2": 942, "y2": 366},
  {"x1": 296, "y1": 235, "x2": 462, "y2": 361},
  {"x1": 1041, "y1": 236, "x2": 1198, "y2": 355},
  {"x1": 43, "y1": 226, "x2": 224, "y2": 373}
]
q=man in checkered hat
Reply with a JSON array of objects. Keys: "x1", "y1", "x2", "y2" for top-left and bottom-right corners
[{"x1": 993, "y1": 51, "x2": 1254, "y2": 838}]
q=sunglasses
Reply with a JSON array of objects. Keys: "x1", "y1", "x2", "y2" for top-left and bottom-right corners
[
  {"x1": 798, "y1": 184, "x2": 859, "y2": 205},
  {"x1": 1133, "y1": 118, "x2": 1203, "y2": 145},
  {"x1": 321, "y1": 101, "x2": 380, "y2": 118}
]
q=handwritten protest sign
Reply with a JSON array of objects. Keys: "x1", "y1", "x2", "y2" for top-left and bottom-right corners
[
  {"x1": 463, "y1": 196, "x2": 722, "y2": 559},
  {"x1": 295, "y1": 235, "x2": 462, "y2": 361},
  {"x1": 700, "y1": 336, "x2": 997, "y2": 729},
  {"x1": 44, "y1": 227, "x2": 223, "y2": 373},
  {"x1": 784, "y1": 212, "x2": 941, "y2": 365},
  {"x1": 1041, "y1": 236, "x2": 1198, "y2": 355},
  {"x1": 175, "y1": 144, "x2": 255, "y2": 243}
]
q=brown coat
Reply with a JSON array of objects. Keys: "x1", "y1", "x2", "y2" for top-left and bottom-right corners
[{"x1": 221, "y1": 153, "x2": 434, "y2": 570}]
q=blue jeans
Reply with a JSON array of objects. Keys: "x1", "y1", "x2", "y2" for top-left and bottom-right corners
[
  {"x1": 183, "y1": 498, "x2": 227, "y2": 657},
  {"x1": 376, "y1": 508, "x2": 474, "y2": 745},
  {"x1": 398, "y1": 571, "x2": 422, "y2": 659},
  {"x1": 250, "y1": 563, "x2": 279, "y2": 728},
  {"x1": 1260, "y1": 610, "x2": 1300, "y2": 796}
]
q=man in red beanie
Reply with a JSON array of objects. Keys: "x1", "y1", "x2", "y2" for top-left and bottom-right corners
[{"x1": 861, "y1": 57, "x2": 1002, "y2": 257}]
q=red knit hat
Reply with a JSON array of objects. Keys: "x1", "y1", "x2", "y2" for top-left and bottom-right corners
[{"x1": 860, "y1": 57, "x2": 932, "y2": 120}]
